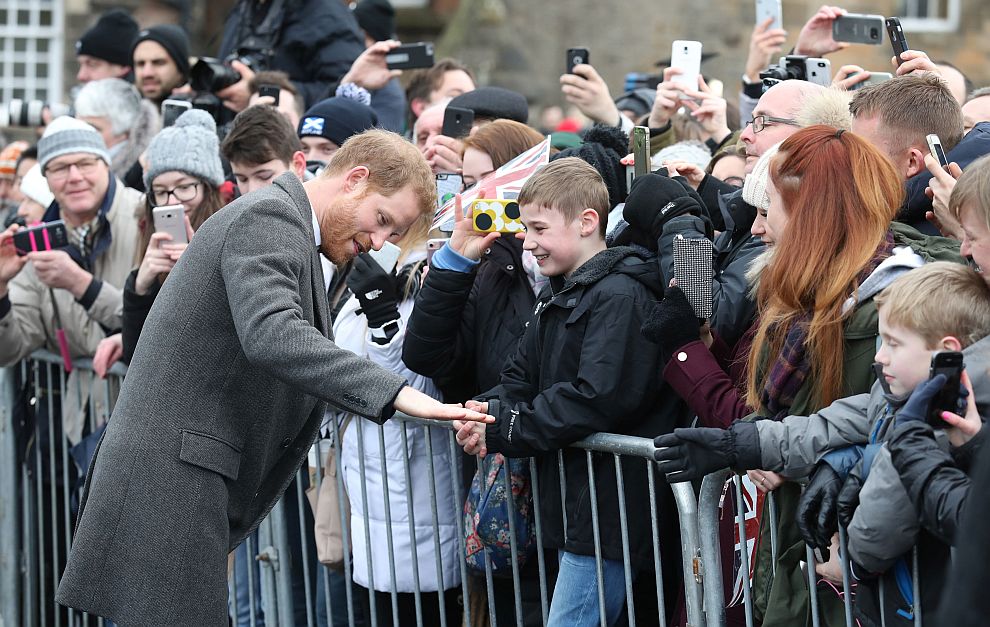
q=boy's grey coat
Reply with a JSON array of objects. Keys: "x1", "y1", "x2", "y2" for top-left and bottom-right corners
[{"x1": 56, "y1": 173, "x2": 407, "y2": 626}]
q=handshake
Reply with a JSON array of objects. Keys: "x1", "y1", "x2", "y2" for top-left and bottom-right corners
[{"x1": 453, "y1": 400, "x2": 491, "y2": 457}]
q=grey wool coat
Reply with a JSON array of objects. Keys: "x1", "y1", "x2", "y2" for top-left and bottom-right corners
[{"x1": 55, "y1": 173, "x2": 407, "y2": 626}]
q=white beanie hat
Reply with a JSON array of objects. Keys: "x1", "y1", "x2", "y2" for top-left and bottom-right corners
[
  {"x1": 742, "y1": 143, "x2": 781, "y2": 212},
  {"x1": 20, "y1": 163, "x2": 54, "y2": 208},
  {"x1": 38, "y1": 116, "x2": 111, "y2": 173}
]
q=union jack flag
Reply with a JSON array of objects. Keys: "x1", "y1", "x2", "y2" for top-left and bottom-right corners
[
  {"x1": 433, "y1": 136, "x2": 551, "y2": 230},
  {"x1": 727, "y1": 474, "x2": 765, "y2": 607}
]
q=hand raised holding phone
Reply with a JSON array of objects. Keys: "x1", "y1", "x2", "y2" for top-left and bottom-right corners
[
  {"x1": 448, "y1": 190, "x2": 501, "y2": 261},
  {"x1": 923, "y1": 153, "x2": 963, "y2": 239},
  {"x1": 135, "y1": 214, "x2": 193, "y2": 296}
]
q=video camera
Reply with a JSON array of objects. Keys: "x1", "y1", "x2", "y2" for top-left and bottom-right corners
[{"x1": 759, "y1": 55, "x2": 831, "y2": 91}]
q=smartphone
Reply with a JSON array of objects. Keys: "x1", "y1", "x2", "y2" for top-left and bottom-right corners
[
  {"x1": 927, "y1": 134, "x2": 949, "y2": 169},
  {"x1": 672, "y1": 235, "x2": 714, "y2": 319},
  {"x1": 258, "y1": 83, "x2": 281, "y2": 106},
  {"x1": 804, "y1": 58, "x2": 832, "y2": 87},
  {"x1": 670, "y1": 40, "x2": 703, "y2": 92},
  {"x1": 632, "y1": 126, "x2": 651, "y2": 179},
  {"x1": 385, "y1": 42, "x2": 435, "y2": 70},
  {"x1": 755, "y1": 0, "x2": 782, "y2": 28},
  {"x1": 152, "y1": 205, "x2": 189, "y2": 245},
  {"x1": 927, "y1": 351, "x2": 964, "y2": 428},
  {"x1": 566, "y1": 47, "x2": 590, "y2": 74},
  {"x1": 441, "y1": 106, "x2": 474, "y2": 139},
  {"x1": 12, "y1": 220, "x2": 68, "y2": 256},
  {"x1": 848, "y1": 71, "x2": 893, "y2": 90},
  {"x1": 368, "y1": 241, "x2": 401, "y2": 273},
  {"x1": 472, "y1": 199, "x2": 524, "y2": 234},
  {"x1": 161, "y1": 98, "x2": 192, "y2": 128},
  {"x1": 436, "y1": 172, "x2": 463, "y2": 210},
  {"x1": 885, "y1": 17, "x2": 909, "y2": 66},
  {"x1": 832, "y1": 13, "x2": 885, "y2": 45},
  {"x1": 426, "y1": 238, "x2": 449, "y2": 265}
]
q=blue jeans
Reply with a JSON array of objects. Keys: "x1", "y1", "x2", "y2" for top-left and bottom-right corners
[
  {"x1": 547, "y1": 551, "x2": 628, "y2": 627},
  {"x1": 229, "y1": 533, "x2": 265, "y2": 626},
  {"x1": 316, "y1": 564, "x2": 365, "y2": 627}
]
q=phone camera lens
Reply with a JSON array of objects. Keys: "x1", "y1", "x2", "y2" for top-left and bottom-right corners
[{"x1": 870, "y1": 27, "x2": 879, "y2": 39}]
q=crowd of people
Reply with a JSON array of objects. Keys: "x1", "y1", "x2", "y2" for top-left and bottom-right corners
[{"x1": 1, "y1": 0, "x2": 989, "y2": 626}]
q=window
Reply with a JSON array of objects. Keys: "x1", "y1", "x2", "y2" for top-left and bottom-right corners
[
  {"x1": 0, "y1": 0, "x2": 63, "y2": 106},
  {"x1": 898, "y1": 0, "x2": 961, "y2": 33}
]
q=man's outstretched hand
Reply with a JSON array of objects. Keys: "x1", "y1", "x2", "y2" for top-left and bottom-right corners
[{"x1": 393, "y1": 385, "x2": 494, "y2": 424}]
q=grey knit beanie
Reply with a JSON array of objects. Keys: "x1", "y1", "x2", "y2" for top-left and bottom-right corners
[
  {"x1": 144, "y1": 109, "x2": 224, "y2": 189},
  {"x1": 38, "y1": 116, "x2": 111, "y2": 174}
]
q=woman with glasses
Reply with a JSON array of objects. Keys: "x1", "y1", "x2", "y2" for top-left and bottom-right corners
[{"x1": 117, "y1": 110, "x2": 226, "y2": 364}]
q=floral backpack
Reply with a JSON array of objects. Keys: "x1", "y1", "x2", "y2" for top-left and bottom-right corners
[{"x1": 463, "y1": 453, "x2": 537, "y2": 574}]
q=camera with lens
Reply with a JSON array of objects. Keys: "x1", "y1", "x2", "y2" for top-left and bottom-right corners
[
  {"x1": 0, "y1": 99, "x2": 71, "y2": 128},
  {"x1": 190, "y1": 50, "x2": 268, "y2": 95},
  {"x1": 759, "y1": 55, "x2": 831, "y2": 91}
]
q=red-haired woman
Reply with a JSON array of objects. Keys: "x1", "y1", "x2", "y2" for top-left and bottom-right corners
[{"x1": 644, "y1": 125, "x2": 952, "y2": 626}]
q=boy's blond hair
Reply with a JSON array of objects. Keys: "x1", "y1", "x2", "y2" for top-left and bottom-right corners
[
  {"x1": 950, "y1": 153, "x2": 990, "y2": 230},
  {"x1": 875, "y1": 261, "x2": 990, "y2": 348},
  {"x1": 517, "y1": 157, "x2": 609, "y2": 236}
]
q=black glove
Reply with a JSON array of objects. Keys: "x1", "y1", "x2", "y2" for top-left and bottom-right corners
[
  {"x1": 623, "y1": 173, "x2": 704, "y2": 242},
  {"x1": 641, "y1": 286, "x2": 702, "y2": 362},
  {"x1": 654, "y1": 421, "x2": 761, "y2": 482},
  {"x1": 897, "y1": 373, "x2": 949, "y2": 423},
  {"x1": 836, "y1": 462, "x2": 866, "y2": 529},
  {"x1": 345, "y1": 253, "x2": 400, "y2": 329},
  {"x1": 797, "y1": 462, "x2": 842, "y2": 551}
]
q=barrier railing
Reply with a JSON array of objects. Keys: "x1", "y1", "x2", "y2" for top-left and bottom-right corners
[
  {"x1": 2, "y1": 351, "x2": 702, "y2": 627},
  {"x1": 4, "y1": 350, "x2": 933, "y2": 627}
]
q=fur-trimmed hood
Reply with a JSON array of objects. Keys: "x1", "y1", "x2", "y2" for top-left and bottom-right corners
[{"x1": 110, "y1": 99, "x2": 160, "y2": 180}]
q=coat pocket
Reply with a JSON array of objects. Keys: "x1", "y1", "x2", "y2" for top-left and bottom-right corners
[{"x1": 179, "y1": 430, "x2": 242, "y2": 480}]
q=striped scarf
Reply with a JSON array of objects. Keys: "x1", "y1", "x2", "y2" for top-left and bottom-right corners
[{"x1": 759, "y1": 231, "x2": 896, "y2": 418}]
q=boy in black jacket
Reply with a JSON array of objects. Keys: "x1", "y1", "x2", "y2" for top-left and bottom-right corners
[{"x1": 454, "y1": 157, "x2": 683, "y2": 626}]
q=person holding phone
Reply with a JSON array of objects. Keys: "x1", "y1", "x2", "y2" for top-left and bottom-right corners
[
  {"x1": 120, "y1": 109, "x2": 227, "y2": 363},
  {"x1": 642, "y1": 127, "x2": 945, "y2": 626}
]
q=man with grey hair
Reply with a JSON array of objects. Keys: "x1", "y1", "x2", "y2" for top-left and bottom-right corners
[{"x1": 74, "y1": 78, "x2": 159, "y2": 183}]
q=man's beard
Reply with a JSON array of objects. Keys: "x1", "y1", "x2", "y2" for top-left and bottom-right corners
[{"x1": 318, "y1": 192, "x2": 364, "y2": 264}]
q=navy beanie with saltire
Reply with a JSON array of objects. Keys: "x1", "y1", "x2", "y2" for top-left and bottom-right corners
[{"x1": 297, "y1": 97, "x2": 379, "y2": 148}]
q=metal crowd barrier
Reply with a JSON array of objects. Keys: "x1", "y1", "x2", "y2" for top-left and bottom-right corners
[
  {"x1": 695, "y1": 470, "x2": 926, "y2": 627},
  {"x1": 1, "y1": 351, "x2": 704, "y2": 627}
]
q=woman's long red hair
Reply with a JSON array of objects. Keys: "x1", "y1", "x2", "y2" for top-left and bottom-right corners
[{"x1": 745, "y1": 125, "x2": 904, "y2": 411}]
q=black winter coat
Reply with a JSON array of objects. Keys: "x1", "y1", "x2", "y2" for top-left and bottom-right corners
[
  {"x1": 403, "y1": 237, "x2": 536, "y2": 400},
  {"x1": 478, "y1": 247, "x2": 689, "y2": 571},
  {"x1": 219, "y1": 0, "x2": 365, "y2": 108},
  {"x1": 121, "y1": 268, "x2": 159, "y2": 364}
]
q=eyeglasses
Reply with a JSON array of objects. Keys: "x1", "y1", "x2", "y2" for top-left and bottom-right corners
[
  {"x1": 45, "y1": 157, "x2": 102, "y2": 181},
  {"x1": 746, "y1": 115, "x2": 800, "y2": 134},
  {"x1": 151, "y1": 182, "x2": 201, "y2": 206}
]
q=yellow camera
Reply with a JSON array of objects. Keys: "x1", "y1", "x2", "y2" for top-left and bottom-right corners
[{"x1": 471, "y1": 199, "x2": 524, "y2": 233}]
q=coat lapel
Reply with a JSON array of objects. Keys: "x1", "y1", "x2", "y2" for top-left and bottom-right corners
[{"x1": 311, "y1": 249, "x2": 330, "y2": 338}]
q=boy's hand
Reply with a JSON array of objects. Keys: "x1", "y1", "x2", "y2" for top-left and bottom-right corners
[
  {"x1": 448, "y1": 190, "x2": 501, "y2": 261},
  {"x1": 797, "y1": 462, "x2": 842, "y2": 551},
  {"x1": 943, "y1": 370, "x2": 981, "y2": 447},
  {"x1": 454, "y1": 414, "x2": 488, "y2": 457},
  {"x1": 836, "y1": 463, "x2": 865, "y2": 528}
]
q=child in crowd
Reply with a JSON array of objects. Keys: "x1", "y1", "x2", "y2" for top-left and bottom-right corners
[
  {"x1": 454, "y1": 157, "x2": 684, "y2": 626},
  {"x1": 655, "y1": 261, "x2": 990, "y2": 625}
]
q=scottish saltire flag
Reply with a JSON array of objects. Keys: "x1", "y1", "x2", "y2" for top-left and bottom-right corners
[
  {"x1": 728, "y1": 474, "x2": 765, "y2": 607},
  {"x1": 433, "y1": 136, "x2": 551, "y2": 230},
  {"x1": 301, "y1": 116, "x2": 325, "y2": 135}
]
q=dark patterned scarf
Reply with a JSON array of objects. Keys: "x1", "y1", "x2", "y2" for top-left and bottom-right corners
[{"x1": 759, "y1": 231, "x2": 896, "y2": 419}]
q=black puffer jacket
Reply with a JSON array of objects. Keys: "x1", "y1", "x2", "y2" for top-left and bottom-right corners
[
  {"x1": 403, "y1": 237, "x2": 536, "y2": 401},
  {"x1": 478, "y1": 247, "x2": 689, "y2": 570},
  {"x1": 219, "y1": 0, "x2": 365, "y2": 108}
]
